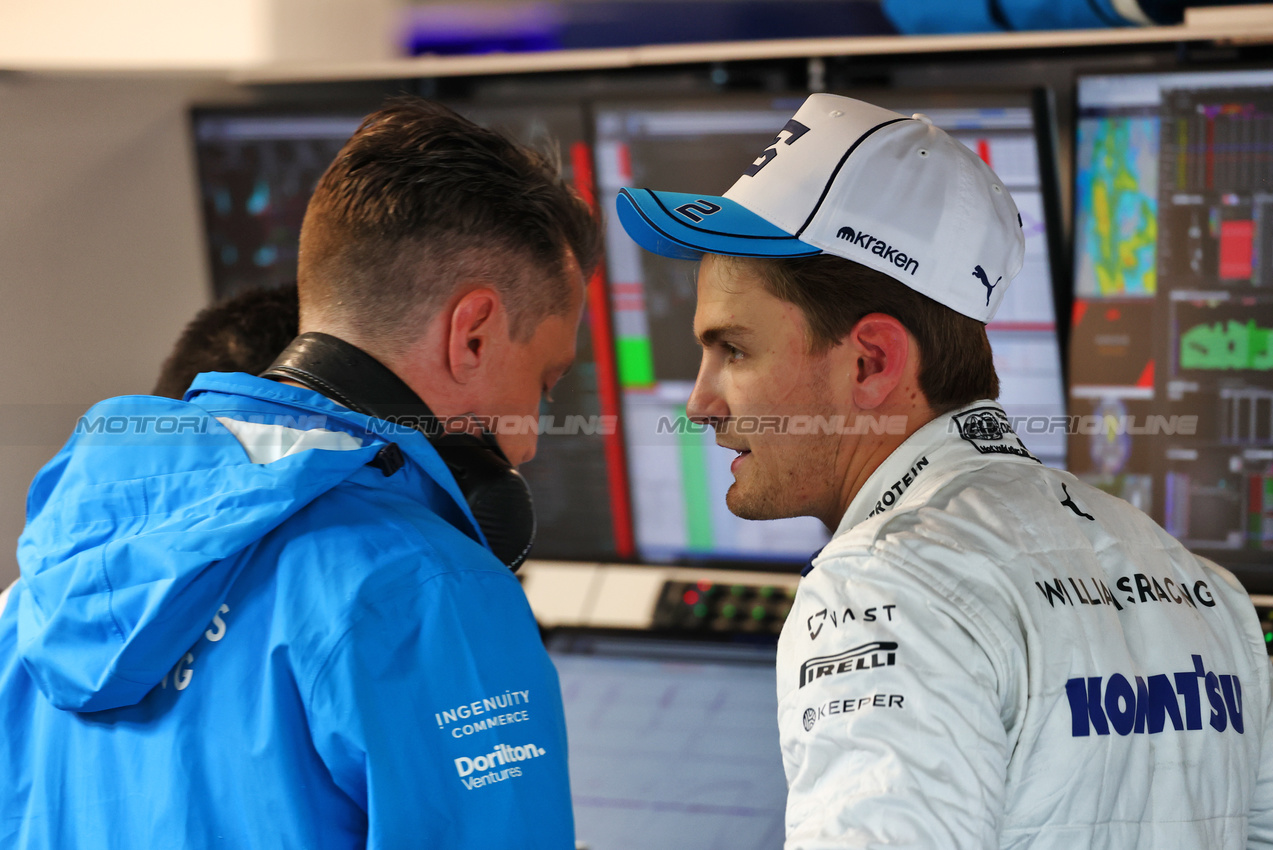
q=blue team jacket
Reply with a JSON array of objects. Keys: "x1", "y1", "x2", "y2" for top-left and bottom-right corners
[{"x1": 0, "y1": 372, "x2": 574, "y2": 849}]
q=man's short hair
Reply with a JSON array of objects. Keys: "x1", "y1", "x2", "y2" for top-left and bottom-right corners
[
  {"x1": 298, "y1": 97, "x2": 602, "y2": 352},
  {"x1": 153, "y1": 283, "x2": 299, "y2": 399},
  {"x1": 738, "y1": 254, "x2": 999, "y2": 414}
]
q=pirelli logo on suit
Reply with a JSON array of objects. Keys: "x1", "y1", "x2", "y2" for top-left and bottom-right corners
[{"x1": 799, "y1": 641, "x2": 899, "y2": 688}]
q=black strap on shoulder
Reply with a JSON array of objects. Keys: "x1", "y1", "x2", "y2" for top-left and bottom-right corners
[
  {"x1": 261, "y1": 332, "x2": 536, "y2": 571},
  {"x1": 262, "y1": 332, "x2": 435, "y2": 424}
]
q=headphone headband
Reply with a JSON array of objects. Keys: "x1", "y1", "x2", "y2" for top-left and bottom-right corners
[{"x1": 262, "y1": 333, "x2": 536, "y2": 570}]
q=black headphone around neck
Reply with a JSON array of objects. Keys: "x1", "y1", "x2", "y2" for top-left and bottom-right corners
[{"x1": 261, "y1": 332, "x2": 536, "y2": 571}]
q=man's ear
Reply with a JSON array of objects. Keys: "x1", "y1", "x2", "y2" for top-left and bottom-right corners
[
  {"x1": 446, "y1": 287, "x2": 502, "y2": 384},
  {"x1": 847, "y1": 313, "x2": 914, "y2": 410}
]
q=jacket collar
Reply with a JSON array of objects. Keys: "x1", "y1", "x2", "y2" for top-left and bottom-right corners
[
  {"x1": 831, "y1": 400, "x2": 1041, "y2": 540},
  {"x1": 186, "y1": 371, "x2": 485, "y2": 545}
]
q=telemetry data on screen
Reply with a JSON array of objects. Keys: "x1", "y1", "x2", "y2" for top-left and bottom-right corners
[{"x1": 1070, "y1": 68, "x2": 1273, "y2": 571}]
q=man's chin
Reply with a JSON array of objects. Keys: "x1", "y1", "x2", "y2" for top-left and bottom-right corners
[{"x1": 725, "y1": 482, "x2": 788, "y2": 521}]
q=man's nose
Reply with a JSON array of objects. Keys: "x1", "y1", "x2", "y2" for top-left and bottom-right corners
[{"x1": 686, "y1": 360, "x2": 728, "y2": 428}]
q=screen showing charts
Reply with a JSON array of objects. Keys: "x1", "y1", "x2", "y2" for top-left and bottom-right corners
[
  {"x1": 191, "y1": 104, "x2": 628, "y2": 561},
  {"x1": 547, "y1": 631, "x2": 786, "y2": 850},
  {"x1": 594, "y1": 93, "x2": 1067, "y2": 567},
  {"x1": 193, "y1": 110, "x2": 363, "y2": 299},
  {"x1": 1070, "y1": 69, "x2": 1273, "y2": 576}
]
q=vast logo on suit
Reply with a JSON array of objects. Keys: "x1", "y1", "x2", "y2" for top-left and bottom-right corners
[{"x1": 807, "y1": 604, "x2": 898, "y2": 640}]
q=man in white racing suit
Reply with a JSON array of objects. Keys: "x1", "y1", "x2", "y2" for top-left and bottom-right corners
[{"x1": 615, "y1": 92, "x2": 1273, "y2": 848}]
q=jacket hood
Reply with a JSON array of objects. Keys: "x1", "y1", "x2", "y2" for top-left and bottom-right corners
[{"x1": 16, "y1": 375, "x2": 479, "y2": 712}]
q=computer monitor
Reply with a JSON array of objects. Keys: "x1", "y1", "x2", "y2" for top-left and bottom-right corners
[
  {"x1": 546, "y1": 630, "x2": 786, "y2": 850},
  {"x1": 593, "y1": 92, "x2": 1068, "y2": 567},
  {"x1": 191, "y1": 102, "x2": 592, "y2": 297},
  {"x1": 191, "y1": 108, "x2": 364, "y2": 299},
  {"x1": 1070, "y1": 68, "x2": 1273, "y2": 586},
  {"x1": 190, "y1": 102, "x2": 629, "y2": 561}
]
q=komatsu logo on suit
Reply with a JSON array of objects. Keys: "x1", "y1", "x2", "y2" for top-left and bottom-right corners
[
  {"x1": 799, "y1": 641, "x2": 898, "y2": 688},
  {"x1": 836, "y1": 226, "x2": 919, "y2": 275},
  {"x1": 1066, "y1": 655, "x2": 1244, "y2": 737}
]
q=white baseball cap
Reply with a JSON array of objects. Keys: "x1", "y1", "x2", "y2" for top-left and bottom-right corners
[{"x1": 616, "y1": 93, "x2": 1025, "y2": 323}]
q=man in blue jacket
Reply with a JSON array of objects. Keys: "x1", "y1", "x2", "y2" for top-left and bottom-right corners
[{"x1": 0, "y1": 97, "x2": 600, "y2": 849}]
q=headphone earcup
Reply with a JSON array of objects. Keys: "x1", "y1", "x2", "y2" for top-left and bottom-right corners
[{"x1": 435, "y1": 435, "x2": 537, "y2": 571}]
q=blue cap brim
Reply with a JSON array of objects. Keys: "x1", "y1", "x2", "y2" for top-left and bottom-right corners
[{"x1": 616, "y1": 188, "x2": 822, "y2": 261}]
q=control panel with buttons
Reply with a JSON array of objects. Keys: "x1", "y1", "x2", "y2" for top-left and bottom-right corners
[
  {"x1": 652, "y1": 580, "x2": 795, "y2": 634},
  {"x1": 1253, "y1": 596, "x2": 1273, "y2": 656},
  {"x1": 519, "y1": 560, "x2": 801, "y2": 631}
]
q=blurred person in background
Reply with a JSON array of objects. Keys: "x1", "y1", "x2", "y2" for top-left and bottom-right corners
[{"x1": 152, "y1": 282, "x2": 299, "y2": 400}]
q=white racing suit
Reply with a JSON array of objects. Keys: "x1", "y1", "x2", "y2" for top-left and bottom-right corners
[{"x1": 778, "y1": 401, "x2": 1273, "y2": 848}]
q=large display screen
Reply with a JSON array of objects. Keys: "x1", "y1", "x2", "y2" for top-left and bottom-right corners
[
  {"x1": 191, "y1": 103, "x2": 630, "y2": 562},
  {"x1": 547, "y1": 631, "x2": 786, "y2": 850},
  {"x1": 192, "y1": 91, "x2": 1067, "y2": 572},
  {"x1": 1070, "y1": 69, "x2": 1273, "y2": 582},
  {"x1": 595, "y1": 93, "x2": 1068, "y2": 567}
]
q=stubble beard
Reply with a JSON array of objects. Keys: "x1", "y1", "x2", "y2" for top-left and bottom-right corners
[
  {"x1": 721, "y1": 357, "x2": 839, "y2": 522},
  {"x1": 724, "y1": 434, "x2": 838, "y2": 521},
  {"x1": 725, "y1": 477, "x2": 773, "y2": 521}
]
